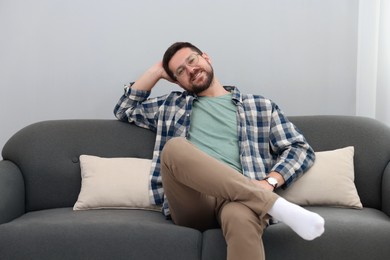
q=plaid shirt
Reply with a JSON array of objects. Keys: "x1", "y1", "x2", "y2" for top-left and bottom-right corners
[{"x1": 114, "y1": 85, "x2": 315, "y2": 215}]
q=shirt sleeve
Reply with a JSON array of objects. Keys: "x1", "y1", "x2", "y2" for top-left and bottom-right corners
[
  {"x1": 268, "y1": 103, "x2": 316, "y2": 188},
  {"x1": 114, "y1": 83, "x2": 167, "y2": 132}
]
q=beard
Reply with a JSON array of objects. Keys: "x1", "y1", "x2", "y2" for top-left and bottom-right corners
[{"x1": 190, "y1": 67, "x2": 214, "y2": 95}]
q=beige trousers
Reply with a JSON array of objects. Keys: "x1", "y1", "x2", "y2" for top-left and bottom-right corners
[{"x1": 160, "y1": 137, "x2": 279, "y2": 260}]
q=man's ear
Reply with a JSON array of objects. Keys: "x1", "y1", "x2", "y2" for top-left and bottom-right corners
[{"x1": 202, "y1": 52, "x2": 212, "y2": 64}]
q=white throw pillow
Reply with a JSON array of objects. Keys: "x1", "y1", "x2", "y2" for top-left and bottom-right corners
[
  {"x1": 276, "y1": 146, "x2": 362, "y2": 209},
  {"x1": 73, "y1": 155, "x2": 160, "y2": 211}
]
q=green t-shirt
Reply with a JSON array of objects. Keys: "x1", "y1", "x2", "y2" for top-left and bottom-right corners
[{"x1": 188, "y1": 94, "x2": 242, "y2": 172}]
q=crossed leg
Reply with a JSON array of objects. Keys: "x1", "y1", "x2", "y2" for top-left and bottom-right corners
[
  {"x1": 160, "y1": 137, "x2": 277, "y2": 259},
  {"x1": 160, "y1": 137, "x2": 278, "y2": 219},
  {"x1": 160, "y1": 137, "x2": 324, "y2": 260}
]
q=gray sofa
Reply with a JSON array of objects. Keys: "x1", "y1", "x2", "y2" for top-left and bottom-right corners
[{"x1": 1, "y1": 115, "x2": 389, "y2": 260}]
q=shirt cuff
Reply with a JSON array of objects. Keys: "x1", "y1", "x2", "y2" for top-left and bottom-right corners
[{"x1": 124, "y1": 82, "x2": 151, "y2": 100}]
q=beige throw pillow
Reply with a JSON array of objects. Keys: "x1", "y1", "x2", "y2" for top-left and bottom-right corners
[
  {"x1": 73, "y1": 155, "x2": 160, "y2": 211},
  {"x1": 276, "y1": 146, "x2": 362, "y2": 209}
]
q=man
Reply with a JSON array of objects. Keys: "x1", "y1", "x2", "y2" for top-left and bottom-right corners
[{"x1": 114, "y1": 42, "x2": 324, "y2": 260}]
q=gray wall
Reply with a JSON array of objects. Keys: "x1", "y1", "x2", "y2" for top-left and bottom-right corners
[{"x1": 0, "y1": 0, "x2": 359, "y2": 157}]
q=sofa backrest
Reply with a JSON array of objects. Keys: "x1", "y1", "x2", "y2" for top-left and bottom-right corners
[
  {"x1": 2, "y1": 116, "x2": 390, "y2": 212},
  {"x1": 2, "y1": 120, "x2": 156, "y2": 212},
  {"x1": 290, "y1": 115, "x2": 390, "y2": 209}
]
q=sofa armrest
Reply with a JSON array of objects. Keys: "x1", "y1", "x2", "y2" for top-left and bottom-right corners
[
  {"x1": 0, "y1": 160, "x2": 25, "y2": 224},
  {"x1": 383, "y1": 162, "x2": 390, "y2": 217}
]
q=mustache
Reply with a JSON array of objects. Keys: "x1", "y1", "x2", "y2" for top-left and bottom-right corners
[{"x1": 190, "y1": 68, "x2": 202, "y2": 81}]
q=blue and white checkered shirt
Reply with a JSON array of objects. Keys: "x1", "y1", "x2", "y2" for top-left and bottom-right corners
[{"x1": 114, "y1": 85, "x2": 315, "y2": 216}]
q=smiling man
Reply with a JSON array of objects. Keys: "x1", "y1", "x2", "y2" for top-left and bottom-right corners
[{"x1": 114, "y1": 42, "x2": 325, "y2": 260}]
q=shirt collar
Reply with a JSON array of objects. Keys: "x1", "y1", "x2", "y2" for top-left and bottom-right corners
[
  {"x1": 183, "y1": 86, "x2": 243, "y2": 103},
  {"x1": 224, "y1": 86, "x2": 242, "y2": 104}
]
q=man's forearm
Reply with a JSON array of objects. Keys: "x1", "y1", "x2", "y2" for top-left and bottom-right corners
[
  {"x1": 131, "y1": 61, "x2": 173, "y2": 91},
  {"x1": 131, "y1": 69, "x2": 161, "y2": 91}
]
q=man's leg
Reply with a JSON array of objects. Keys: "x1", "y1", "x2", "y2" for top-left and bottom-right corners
[
  {"x1": 161, "y1": 137, "x2": 324, "y2": 240},
  {"x1": 160, "y1": 163, "x2": 219, "y2": 230},
  {"x1": 160, "y1": 137, "x2": 278, "y2": 220},
  {"x1": 218, "y1": 201, "x2": 268, "y2": 260}
]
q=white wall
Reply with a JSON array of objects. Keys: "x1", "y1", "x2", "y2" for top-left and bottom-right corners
[
  {"x1": 0, "y1": 0, "x2": 359, "y2": 158},
  {"x1": 356, "y1": 0, "x2": 390, "y2": 125}
]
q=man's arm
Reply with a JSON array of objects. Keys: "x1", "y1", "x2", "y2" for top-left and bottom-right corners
[
  {"x1": 252, "y1": 171, "x2": 285, "y2": 191},
  {"x1": 131, "y1": 61, "x2": 175, "y2": 91},
  {"x1": 113, "y1": 62, "x2": 175, "y2": 129},
  {"x1": 268, "y1": 104, "x2": 316, "y2": 188}
]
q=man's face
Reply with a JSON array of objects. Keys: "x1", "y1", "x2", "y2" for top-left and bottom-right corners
[{"x1": 168, "y1": 47, "x2": 214, "y2": 94}]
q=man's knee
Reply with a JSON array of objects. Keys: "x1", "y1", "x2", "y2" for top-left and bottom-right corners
[{"x1": 161, "y1": 137, "x2": 187, "y2": 160}]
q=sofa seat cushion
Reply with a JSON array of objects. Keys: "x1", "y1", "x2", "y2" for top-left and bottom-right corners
[
  {"x1": 0, "y1": 208, "x2": 202, "y2": 260},
  {"x1": 201, "y1": 207, "x2": 390, "y2": 260}
]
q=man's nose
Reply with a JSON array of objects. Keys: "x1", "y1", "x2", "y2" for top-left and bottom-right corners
[{"x1": 184, "y1": 64, "x2": 195, "y2": 75}]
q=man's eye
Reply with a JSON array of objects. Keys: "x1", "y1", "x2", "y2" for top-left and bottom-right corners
[
  {"x1": 187, "y1": 57, "x2": 196, "y2": 65},
  {"x1": 176, "y1": 68, "x2": 184, "y2": 76}
]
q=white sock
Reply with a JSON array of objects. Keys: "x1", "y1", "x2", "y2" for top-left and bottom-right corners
[{"x1": 268, "y1": 197, "x2": 325, "y2": 240}]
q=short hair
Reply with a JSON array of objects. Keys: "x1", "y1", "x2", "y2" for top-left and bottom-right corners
[{"x1": 162, "y1": 42, "x2": 203, "y2": 80}]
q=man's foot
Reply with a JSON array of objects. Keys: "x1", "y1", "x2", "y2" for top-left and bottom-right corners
[{"x1": 268, "y1": 197, "x2": 325, "y2": 240}]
